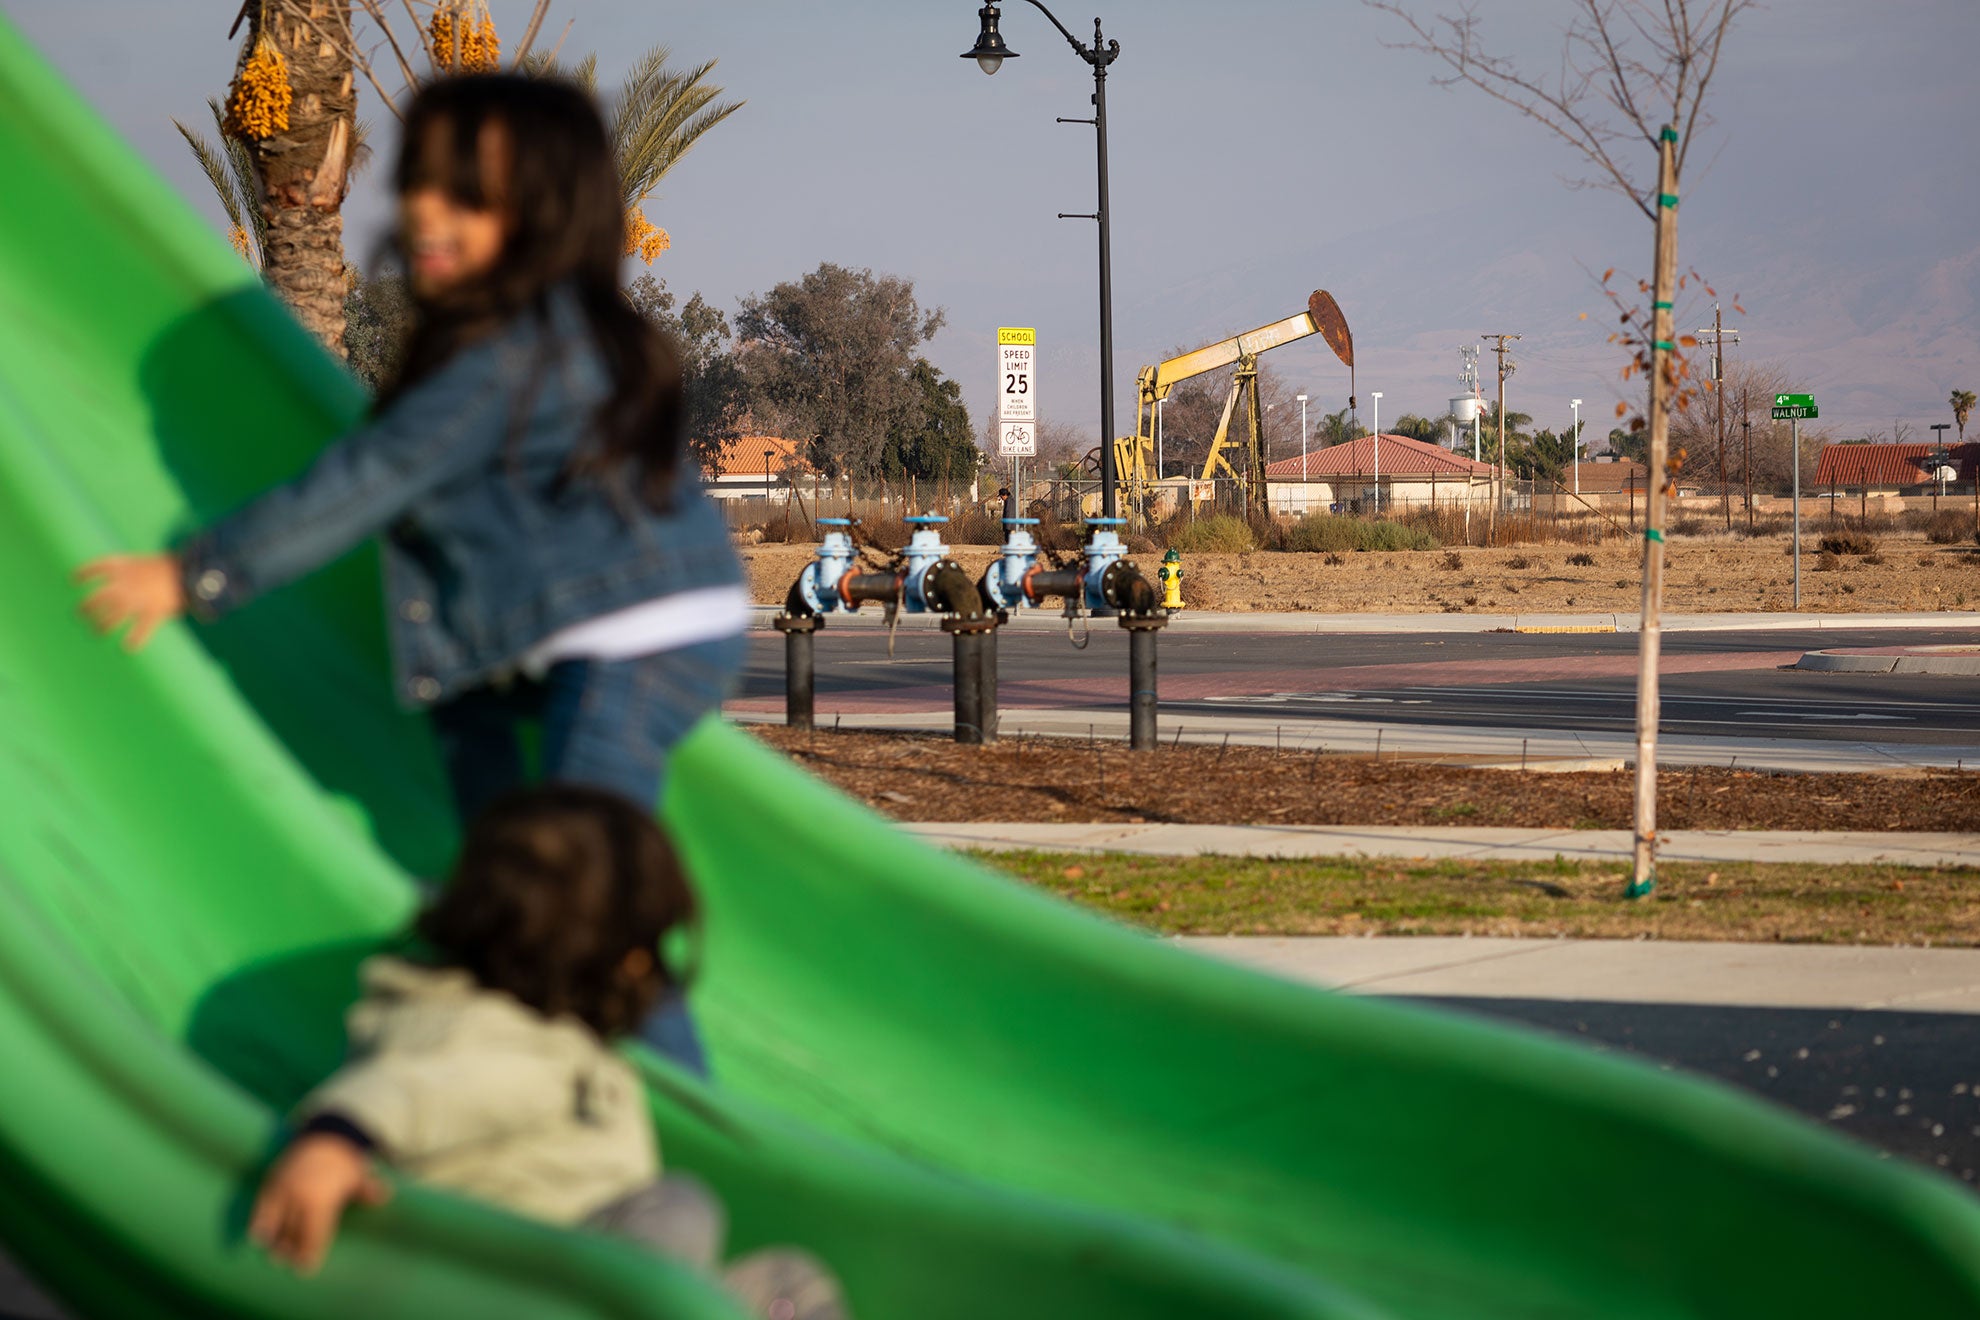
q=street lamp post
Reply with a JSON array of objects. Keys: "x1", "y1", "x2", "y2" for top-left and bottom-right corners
[
  {"x1": 1371, "y1": 391, "x2": 1383, "y2": 515},
  {"x1": 1296, "y1": 391, "x2": 1309, "y2": 513},
  {"x1": 964, "y1": 2, "x2": 1123, "y2": 520},
  {"x1": 1571, "y1": 398, "x2": 1582, "y2": 498}
]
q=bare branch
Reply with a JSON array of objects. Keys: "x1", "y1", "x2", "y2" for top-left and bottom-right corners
[
  {"x1": 351, "y1": 0, "x2": 423, "y2": 100},
  {"x1": 1367, "y1": 0, "x2": 1751, "y2": 221},
  {"x1": 512, "y1": 0, "x2": 552, "y2": 67},
  {"x1": 542, "y1": 18, "x2": 574, "y2": 69}
]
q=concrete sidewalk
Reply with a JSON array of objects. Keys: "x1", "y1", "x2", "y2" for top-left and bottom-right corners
[
  {"x1": 904, "y1": 822, "x2": 1980, "y2": 867},
  {"x1": 1178, "y1": 935, "x2": 1980, "y2": 1014},
  {"x1": 752, "y1": 604, "x2": 1980, "y2": 635}
]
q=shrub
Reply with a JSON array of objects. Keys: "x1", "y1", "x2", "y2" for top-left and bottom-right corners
[
  {"x1": 1815, "y1": 550, "x2": 1840, "y2": 572},
  {"x1": 1669, "y1": 517, "x2": 1708, "y2": 537},
  {"x1": 1818, "y1": 531, "x2": 1877, "y2": 556},
  {"x1": 1440, "y1": 550, "x2": 1464, "y2": 571},
  {"x1": 1925, "y1": 510, "x2": 1977, "y2": 545},
  {"x1": 1282, "y1": 514, "x2": 1437, "y2": 554},
  {"x1": 1167, "y1": 514, "x2": 1256, "y2": 554},
  {"x1": 1567, "y1": 552, "x2": 1596, "y2": 567},
  {"x1": 1506, "y1": 554, "x2": 1532, "y2": 570},
  {"x1": 1323, "y1": 551, "x2": 1346, "y2": 566}
]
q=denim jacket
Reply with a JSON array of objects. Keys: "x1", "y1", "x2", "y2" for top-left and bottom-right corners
[{"x1": 177, "y1": 292, "x2": 743, "y2": 708}]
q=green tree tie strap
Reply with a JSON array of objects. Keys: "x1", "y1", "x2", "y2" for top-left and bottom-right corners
[
  {"x1": 1652, "y1": 301, "x2": 1673, "y2": 310},
  {"x1": 1645, "y1": 527, "x2": 1665, "y2": 542},
  {"x1": 1654, "y1": 340, "x2": 1676, "y2": 351},
  {"x1": 1660, "y1": 125, "x2": 1679, "y2": 143},
  {"x1": 1659, "y1": 193, "x2": 1679, "y2": 208}
]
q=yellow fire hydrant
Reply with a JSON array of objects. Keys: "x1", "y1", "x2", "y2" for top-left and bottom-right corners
[{"x1": 1158, "y1": 547, "x2": 1184, "y2": 611}]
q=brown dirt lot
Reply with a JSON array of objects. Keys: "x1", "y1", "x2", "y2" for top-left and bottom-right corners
[
  {"x1": 752, "y1": 728, "x2": 1980, "y2": 832},
  {"x1": 742, "y1": 537, "x2": 1980, "y2": 615}
]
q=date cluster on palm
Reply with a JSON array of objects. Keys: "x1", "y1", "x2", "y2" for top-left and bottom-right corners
[
  {"x1": 624, "y1": 210, "x2": 671, "y2": 264},
  {"x1": 223, "y1": 35, "x2": 292, "y2": 141},
  {"x1": 428, "y1": 1, "x2": 502, "y2": 74}
]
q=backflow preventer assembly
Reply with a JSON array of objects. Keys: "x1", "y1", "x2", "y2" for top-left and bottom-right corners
[{"x1": 774, "y1": 515, "x2": 1169, "y2": 748}]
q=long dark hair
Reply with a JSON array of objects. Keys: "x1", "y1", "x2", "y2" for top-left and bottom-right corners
[
  {"x1": 383, "y1": 74, "x2": 685, "y2": 507},
  {"x1": 416, "y1": 784, "x2": 698, "y2": 1037}
]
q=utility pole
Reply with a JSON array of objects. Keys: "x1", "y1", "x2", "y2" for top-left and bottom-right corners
[
  {"x1": 1696, "y1": 304, "x2": 1739, "y2": 530},
  {"x1": 1483, "y1": 333, "x2": 1521, "y2": 513}
]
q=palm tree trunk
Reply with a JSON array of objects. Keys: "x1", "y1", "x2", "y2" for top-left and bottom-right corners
[{"x1": 249, "y1": 1, "x2": 357, "y2": 357}]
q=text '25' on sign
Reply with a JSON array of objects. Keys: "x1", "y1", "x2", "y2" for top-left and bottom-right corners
[{"x1": 997, "y1": 326, "x2": 1036, "y2": 425}]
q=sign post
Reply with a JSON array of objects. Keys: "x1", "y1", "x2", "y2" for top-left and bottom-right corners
[
  {"x1": 1772, "y1": 394, "x2": 1817, "y2": 607},
  {"x1": 996, "y1": 327, "x2": 1037, "y2": 494}
]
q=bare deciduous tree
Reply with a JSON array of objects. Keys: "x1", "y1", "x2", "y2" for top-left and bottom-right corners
[
  {"x1": 1370, "y1": 0, "x2": 1753, "y2": 897},
  {"x1": 1368, "y1": 0, "x2": 1751, "y2": 218}
]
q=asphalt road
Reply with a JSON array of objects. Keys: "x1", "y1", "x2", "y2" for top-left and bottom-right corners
[
  {"x1": 743, "y1": 626, "x2": 1980, "y2": 746},
  {"x1": 1415, "y1": 996, "x2": 1980, "y2": 1189}
]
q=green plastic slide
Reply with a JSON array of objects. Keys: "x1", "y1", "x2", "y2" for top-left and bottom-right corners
[{"x1": 2, "y1": 17, "x2": 1978, "y2": 1317}]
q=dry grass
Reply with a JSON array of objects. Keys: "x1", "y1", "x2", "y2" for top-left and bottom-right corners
[{"x1": 988, "y1": 851, "x2": 1980, "y2": 945}]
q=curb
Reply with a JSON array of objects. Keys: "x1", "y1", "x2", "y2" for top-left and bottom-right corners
[
  {"x1": 903, "y1": 822, "x2": 1980, "y2": 867},
  {"x1": 1797, "y1": 647, "x2": 1980, "y2": 676}
]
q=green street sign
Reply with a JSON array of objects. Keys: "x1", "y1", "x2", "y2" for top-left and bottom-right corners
[
  {"x1": 1771, "y1": 404, "x2": 1819, "y2": 420},
  {"x1": 1773, "y1": 393, "x2": 1815, "y2": 408}
]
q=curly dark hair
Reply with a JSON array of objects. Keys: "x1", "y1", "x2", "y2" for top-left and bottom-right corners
[{"x1": 416, "y1": 784, "x2": 697, "y2": 1037}]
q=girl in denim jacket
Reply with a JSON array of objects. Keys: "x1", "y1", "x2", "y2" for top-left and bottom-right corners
[{"x1": 77, "y1": 75, "x2": 746, "y2": 1073}]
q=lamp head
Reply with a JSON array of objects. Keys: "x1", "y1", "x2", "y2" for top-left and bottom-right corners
[{"x1": 963, "y1": 4, "x2": 1019, "y2": 74}]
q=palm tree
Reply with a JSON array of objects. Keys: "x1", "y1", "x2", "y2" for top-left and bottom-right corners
[
  {"x1": 175, "y1": 99, "x2": 268, "y2": 269},
  {"x1": 527, "y1": 47, "x2": 744, "y2": 264},
  {"x1": 228, "y1": 2, "x2": 359, "y2": 355},
  {"x1": 1953, "y1": 389, "x2": 1976, "y2": 444}
]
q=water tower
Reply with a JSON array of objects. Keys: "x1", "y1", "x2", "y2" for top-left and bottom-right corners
[{"x1": 1450, "y1": 346, "x2": 1483, "y2": 457}]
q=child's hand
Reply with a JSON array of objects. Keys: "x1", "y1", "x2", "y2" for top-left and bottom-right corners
[
  {"x1": 249, "y1": 1133, "x2": 391, "y2": 1276},
  {"x1": 74, "y1": 553, "x2": 187, "y2": 651}
]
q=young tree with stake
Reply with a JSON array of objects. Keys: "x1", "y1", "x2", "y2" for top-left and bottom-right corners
[{"x1": 1372, "y1": 0, "x2": 1752, "y2": 896}]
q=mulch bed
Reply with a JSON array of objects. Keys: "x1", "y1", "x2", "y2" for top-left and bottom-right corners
[{"x1": 750, "y1": 727, "x2": 1980, "y2": 832}]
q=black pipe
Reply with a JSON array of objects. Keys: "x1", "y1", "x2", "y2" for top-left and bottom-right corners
[
  {"x1": 842, "y1": 572, "x2": 903, "y2": 607},
  {"x1": 771, "y1": 612, "x2": 821, "y2": 729},
  {"x1": 981, "y1": 626, "x2": 999, "y2": 742},
  {"x1": 952, "y1": 628, "x2": 985, "y2": 745},
  {"x1": 1124, "y1": 619, "x2": 1158, "y2": 749},
  {"x1": 1024, "y1": 568, "x2": 1085, "y2": 605}
]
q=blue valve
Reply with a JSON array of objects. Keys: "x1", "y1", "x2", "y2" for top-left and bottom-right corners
[
  {"x1": 796, "y1": 519, "x2": 859, "y2": 614},
  {"x1": 1082, "y1": 518, "x2": 1128, "y2": 614},
  {"x1": 982, "y1": 517, "x2": 1042, "y2": 612}
]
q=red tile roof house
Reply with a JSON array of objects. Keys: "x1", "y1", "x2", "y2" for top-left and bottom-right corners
[
  {"x1": 704, "y1": 434, "x2": 814, "y2": 501},
  {"x1": 1263, "y1": 434, "x2": 1496, "y2": 514},
  {"x1": 1813, "y1": 442, "x2": 1979, "y2": 496}
]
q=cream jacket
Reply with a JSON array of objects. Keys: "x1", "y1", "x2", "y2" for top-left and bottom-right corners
[{"x1": 301, "y1": 956, "x2": 657, "y2": 1224}]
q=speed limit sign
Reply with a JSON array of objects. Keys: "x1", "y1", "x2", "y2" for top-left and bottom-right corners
[{"x1": 997, "y1": 326, "x2": 1035, "y2": 425}]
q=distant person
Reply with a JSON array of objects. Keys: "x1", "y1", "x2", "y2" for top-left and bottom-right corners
[
  {"x1": 998, "y1": 486, "x2": 1017, "y2": 523},
  {"x1": 249, "y1": 786, "x2": 844, "y2": 1319},
  {"x1": 74, "y1": 75, "x2": 745, "y2": 1072}
]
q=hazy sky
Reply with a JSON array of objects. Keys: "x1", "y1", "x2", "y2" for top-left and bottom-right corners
[{"x1": 11, "y1": 1, "x2": 1978, "y2": 445}]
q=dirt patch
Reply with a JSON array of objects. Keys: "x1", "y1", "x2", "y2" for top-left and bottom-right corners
[
  {"x1": 751, "y1": 728, "x2": 1980, "y2": 832},
  {"x1": 740, "y1": 537, "x2": 1980, "y2": 615}
]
